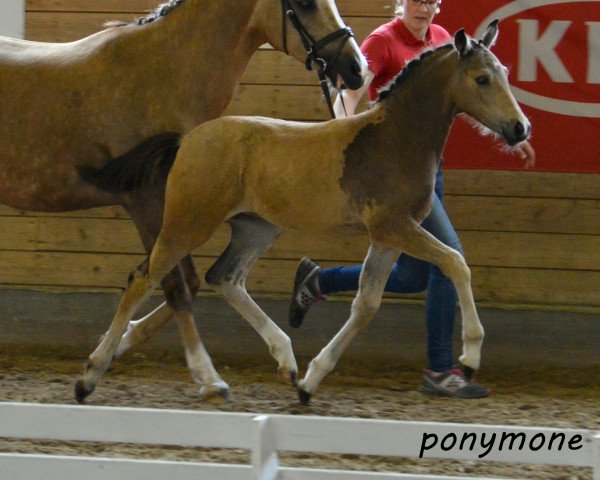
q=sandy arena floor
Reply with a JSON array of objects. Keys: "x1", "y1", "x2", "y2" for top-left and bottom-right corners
[{"x1": 0, "y1": 347, "x2": 598, "y2": 479}]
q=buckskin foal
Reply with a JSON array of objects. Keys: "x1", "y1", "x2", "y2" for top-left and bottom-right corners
[{"x1": 77, "y1": 21, "x2": 529, "y2": 403}]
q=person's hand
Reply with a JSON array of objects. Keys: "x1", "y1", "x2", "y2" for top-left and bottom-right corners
[{"x1": 516, "y1": 140, "x2": 535, "y2": 169}]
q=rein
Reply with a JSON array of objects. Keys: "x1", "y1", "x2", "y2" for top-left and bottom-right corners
[{"x1": 281, "y1": 0, "x2": 354, "y2": 119}]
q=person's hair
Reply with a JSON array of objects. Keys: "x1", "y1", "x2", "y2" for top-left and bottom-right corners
[
  {"x1": 394, "y1": 0, "x2": 404, "y2": 16},
  {"x1": 394, "y1": 0, "x2": 442, "y2": 17}
]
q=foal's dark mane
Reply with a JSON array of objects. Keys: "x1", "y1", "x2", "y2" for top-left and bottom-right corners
[
  {"x1": 107, "y1": 0, "x2": 186, "y2": 28},
  {"x1": 376, "y1": 41, "x2": 477, "y2": 103}
]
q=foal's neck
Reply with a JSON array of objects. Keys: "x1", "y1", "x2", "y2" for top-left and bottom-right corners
[{"x1": 379, "y1": 50, "x2": 457, "y2": 160}]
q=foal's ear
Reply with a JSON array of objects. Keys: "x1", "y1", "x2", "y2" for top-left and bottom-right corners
[
  {"x1": 454, "y1": 29, "x2": 471, "y2": 56},
  {"x1": 480, "y1": 19, "x2": 499, "y2": 48}
]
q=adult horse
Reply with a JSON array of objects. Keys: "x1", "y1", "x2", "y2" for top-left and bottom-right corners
[
  {"x1": 77, "y1": 21, "x2": 530, "y2": 403},
  {"x1": 0, "y1": 0, "x2": 366, "y2": 400}
]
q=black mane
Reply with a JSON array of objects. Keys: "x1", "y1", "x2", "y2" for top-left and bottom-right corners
[
  {"x1": 376, "y1": 42, "x2": 465, "y2": 103},
  {"x1": 108, "y1": 0, "x2": 185, "y2": 28}
]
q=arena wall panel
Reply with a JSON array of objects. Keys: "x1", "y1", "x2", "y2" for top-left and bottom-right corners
[{"x1": 1, "y1": 0, "x2": 596, "y2": 310}]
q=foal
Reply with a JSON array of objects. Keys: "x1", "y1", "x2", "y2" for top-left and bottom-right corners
[{"x1": 78, "y1": 21, "x2": 530, "y2": 402}]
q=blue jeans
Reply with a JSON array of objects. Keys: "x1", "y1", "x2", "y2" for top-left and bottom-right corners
[{"x1": 319, "y1": 166, "x2": 462, "y2": 372}]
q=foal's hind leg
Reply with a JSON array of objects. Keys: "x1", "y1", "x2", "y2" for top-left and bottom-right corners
[
  {"x1": 374, "y1": 218, "x2": 485, "y2": 373},
  {"x1": 205, "y1": 214, "x2": 298, "y2": 385},
  {"x1": 298, "y1": 243, "x2": 398, "y2": 403}
]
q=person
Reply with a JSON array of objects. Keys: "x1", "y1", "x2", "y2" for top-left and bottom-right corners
[{"x1": 288, "y1": 0, "x2": 535, "y2": 399}]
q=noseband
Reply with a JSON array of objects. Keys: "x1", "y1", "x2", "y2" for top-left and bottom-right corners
[{"x1": 280, "y1": 0, "x2": 355, "y2": 118}]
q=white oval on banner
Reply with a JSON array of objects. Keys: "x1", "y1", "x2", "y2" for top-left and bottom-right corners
[{"x1": 475, "y1": 0, "x2": 600, "y2": 118}]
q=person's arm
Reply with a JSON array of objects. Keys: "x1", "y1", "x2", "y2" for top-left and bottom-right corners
[
  {"x1": 516, "y1": 140, "x2": 536, "y2": 169},
  {"x1": 456, "y1": 113, "x2": 536, "y2": 169},
  {"x1": 333, "y1": 70, "x2": 373, "y2": 118}
]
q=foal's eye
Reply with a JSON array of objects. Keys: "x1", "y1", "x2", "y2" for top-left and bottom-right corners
[{"x1": 475, "y1": 76, "x2": 490, "y2": 86}]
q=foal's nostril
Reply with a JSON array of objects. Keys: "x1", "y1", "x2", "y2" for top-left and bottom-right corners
[{"x1": 514, "y1": 121, "x2": 525, "y2": 138}]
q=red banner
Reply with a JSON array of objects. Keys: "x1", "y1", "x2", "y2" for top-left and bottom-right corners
[{"x1": 435, "y1": 0, "x2": 600, "y2": 172}]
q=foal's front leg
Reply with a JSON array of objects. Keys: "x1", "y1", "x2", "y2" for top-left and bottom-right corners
[
  {"x1": 75, "y1": 261, "x2": 159, "y2": 403},
  {"x1": 298, "y1": 243, "x2": 398, "y2": 404},
  {"x1": 379, "y1": 218, "x2": 485, "y2": 374}
]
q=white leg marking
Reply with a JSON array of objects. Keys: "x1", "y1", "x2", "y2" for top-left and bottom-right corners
[{"x1": 299, "y1": 243, "x2": 398, "y2": 395}]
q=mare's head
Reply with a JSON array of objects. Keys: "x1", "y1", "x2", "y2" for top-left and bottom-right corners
[
  {"x1": 255, "y1": 0, "x2": 366, "y2": 90},
  {"x1": 450, "y1": 21, "x2": 530, "y2": 146}
]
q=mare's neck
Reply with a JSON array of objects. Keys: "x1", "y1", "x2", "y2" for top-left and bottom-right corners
[{"x1": 113, "y1": 0, "x2": 265, "y2": 128}]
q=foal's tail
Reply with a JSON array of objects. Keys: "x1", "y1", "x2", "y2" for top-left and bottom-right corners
[{"x1": 78, "y1": 133, "x2": 181, "y2": 193}]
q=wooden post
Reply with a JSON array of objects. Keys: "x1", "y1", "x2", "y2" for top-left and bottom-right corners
[
  {"x1": 0, "y1": 0, "x2": 24, "y2": 38},
  {"x1": 252, "y1": 415, "x2": 280, "y2": 480},
  {"x1": 593, "y1": 433, "x2": 600, "y2": 480}
]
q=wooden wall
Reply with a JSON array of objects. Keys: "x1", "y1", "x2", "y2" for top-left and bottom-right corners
[{"x1": 3, "y1": 0, "x2": 598, "y2": 309}]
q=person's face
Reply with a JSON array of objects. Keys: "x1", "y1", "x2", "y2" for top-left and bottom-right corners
[{"x1": 402, "y1": 0, "x2": 439, "y2": 32}]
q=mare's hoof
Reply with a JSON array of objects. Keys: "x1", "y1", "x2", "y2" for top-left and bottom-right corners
[
  {"x1": 74, "y1": 380, "x2": 94, "y2": 404},
  {"x1": 462, "y1": 365, "x2": 476, "y2": 381},
  {"x1": 278, "y1": 368, "x2": 298, "y2": 387},
  {"x1": 200, "y1": 385, "x2": 231, "y2": 404},
  {"x1": 298, "y1": 388, "x2": 311, "y2": 405}
]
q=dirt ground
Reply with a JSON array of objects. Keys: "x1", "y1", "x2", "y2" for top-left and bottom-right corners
[{"x1": 0, "y1": 347, "x2": 598, "y2": 479}]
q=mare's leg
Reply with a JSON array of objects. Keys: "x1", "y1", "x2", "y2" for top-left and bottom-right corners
[
  {"x1": 374, "y1": 218, "x2": 484, "y2": 374},
  {"x1": 115, "y1": 256, "x2": 197, "y2": 357},
  {"x1": 298, "y1": 243, "x2": 398, "y2": 403},
  {"x1": 205, "y1": 214, "x2": 298, "y2": 385}
]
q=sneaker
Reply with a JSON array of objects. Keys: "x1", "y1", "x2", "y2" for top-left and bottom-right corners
[
  {"x1": 420, "y1": 367, "x2": 489, "y2": 399},
  {"x1": 288, "y1": 257, "x2": 326, "y2": 328}
]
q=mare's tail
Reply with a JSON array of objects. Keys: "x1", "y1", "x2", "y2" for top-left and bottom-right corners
[{"x1": 78, "y1": 132, "x2": 181, "y2": 193}]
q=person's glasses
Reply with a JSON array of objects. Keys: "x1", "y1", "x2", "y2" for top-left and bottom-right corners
[{"x1": 408, "y1": 0, "x2": 439, "y2": 9}]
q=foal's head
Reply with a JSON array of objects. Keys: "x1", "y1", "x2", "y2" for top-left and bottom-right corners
[{"x1": 450, "y1": 21, "x2": 530, "y2": 146}]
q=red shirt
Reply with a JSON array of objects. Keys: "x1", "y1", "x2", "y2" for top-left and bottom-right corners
[{"x1": 362, "y1": 17, "x2": 452, "y2": 101}]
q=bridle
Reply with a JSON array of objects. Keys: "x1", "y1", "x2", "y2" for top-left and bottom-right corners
[{"x1": 280, "y1": 0, "x2": 354, "y2": 118}]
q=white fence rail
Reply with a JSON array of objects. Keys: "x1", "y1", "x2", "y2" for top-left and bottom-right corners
[{"x1": 1, "y1": 402, "x2": 599, "y2": 480}]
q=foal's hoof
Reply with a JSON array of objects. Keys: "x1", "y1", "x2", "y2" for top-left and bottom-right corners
[
  {"x1": 298, "y1": 388, "x2": 311, "y2": 405},
  {"x1": 200, "y1": 384, "x2": 231, "y2": 404},
  {"x1": 462, "y1": 365, "x2": 476, "y2": 381},
  {"x1": 74, "y1": 380, "x2": 94, "y2": 404},
  {"x1": 278, "y1": 368, "x2": 298, "y2": 387}
]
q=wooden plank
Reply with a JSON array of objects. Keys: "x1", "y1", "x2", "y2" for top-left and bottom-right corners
[
  {"x1": 26, "y1": 0, "x2": 160, "y2": 12},
  {"x1": 1, "y1": 455, "x2": 251, "y2": 480},
  {"x1": 0, "y1": 251, "x2": 597, "y2": 306},
  {"x1": 25, "y1": 12, "x2": 141, "y2": 41},
  {"x1": 25, "y1": 13, "x2": 383, "y2": 43},
  {"x1": 224, "y1": 84, "x2": 331, "y2": 120},
  {"x1": 26, "y1": 0, "x2": 395, "y2": 17},
  {"x1": 443, "y1": 170, "x2": 600, "y2": 199},
  {"x1": 444, "y1": 196, "x2": 600, "y2": 235},
  {"x1": 0, "y1": 402, "x2": 254, "y2": 447},
  {"x1": 0, "y1": 204, "x2": 128, "y2": 218},
  {"x1": 0, "y1": 173, "x2": 595, "y2": 217},
  {"x1": 0, "y1": 216, "x2": 598, "y2": 271},
  {"x1": 0, "y1": 194, "x2": 597, "y2": 234}
]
